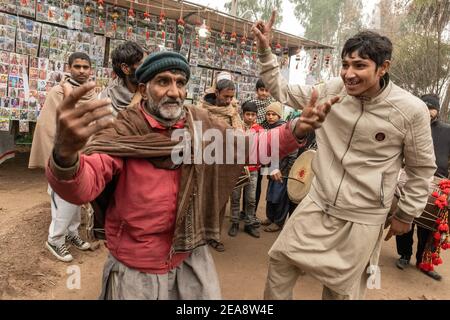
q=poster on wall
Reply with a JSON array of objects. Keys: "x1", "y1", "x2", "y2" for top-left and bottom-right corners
[
  {"x1": 0, "y1": 13, "x2": 17, "y2": 52},
  {"x1": 16, "y1": 18, "x2": 41, "y2": 57},
  {"x1": 0, "y1": 0, "x2": 36, "y2": 18}
]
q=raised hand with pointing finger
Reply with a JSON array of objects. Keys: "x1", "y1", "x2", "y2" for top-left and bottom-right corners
[{"x1": 53, "y1": 81, "x2": 115, "y2": 167}]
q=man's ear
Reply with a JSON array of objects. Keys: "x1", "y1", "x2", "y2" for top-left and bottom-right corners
[
  {"x1": 138, "y1": 83, "x2": 147, "y2": 99},
  {"x1": 121, "y1": 63, "x2": 130, "y2": 75},
  {"x1": 379, "y1": 60, "x2": 391, "y2": 77}
]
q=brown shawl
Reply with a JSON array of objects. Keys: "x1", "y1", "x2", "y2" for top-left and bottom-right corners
[
  {"x1": 199, "y1": 93, "x2": 244, "y2": 130},
  {"x1": 83, "y1": 103, "x2": 245, "y2": 253},
  {"x1": 29, "y1": 77, "x2": 96, "y2": 169}
]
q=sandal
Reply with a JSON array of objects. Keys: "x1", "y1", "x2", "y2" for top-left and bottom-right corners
[
  {"x1": 421, "y1": 270, "x2": 442, "y2": 281},
  {"x1": 263, "y1": 223, "x2": 282, "y2": 232},
  {"x1": 261, "y1": 219, "x2": 272, "y2": 226},
  {"x1": 208, "y1": 239, "x2": 225, "y2": 252}
]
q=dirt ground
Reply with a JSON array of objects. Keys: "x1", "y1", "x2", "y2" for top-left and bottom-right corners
[{"x1": 1, "y1": 152, "x2": 449, "y2": 300}]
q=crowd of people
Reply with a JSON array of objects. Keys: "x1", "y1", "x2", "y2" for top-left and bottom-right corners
[{"x1": 26, "y1": 10, "x2": 450, "y2": 300}]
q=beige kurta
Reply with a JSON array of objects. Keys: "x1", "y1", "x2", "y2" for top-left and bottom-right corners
[
  {"x1": 266, "y1": 195, "x2": 384, "y2": 299},
  {"x1": 28, "y1": 79, "x2": 96, "y2": 169}
]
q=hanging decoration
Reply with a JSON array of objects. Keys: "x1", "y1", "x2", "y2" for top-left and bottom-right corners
[
  {"x1": 239, "y1": 23, "x2": 248, "y2": 59},
  {"x1": 274, "y1": 34, "x2": 282, "y2": 56},
  {"x1": 127, "y1": 0, "x2": 135, "y2": 37},
  {"x1": 418, "y1": 179, "x2": 450, "y2": 273},
  {"x1": 159, "y1": 0, "x2": 167, "y2": 44},
  {"x1": 61, "y1": 0, "x2": 71, "y2": 21},
  {"x1": 251, "y1": 40, "x2": 257, "y2": 61},
  {"x1": 218, "y1": 17, "x2": 227, "y2": 47},
  {"x1": 309, "y1": 51, "x2": 318, "y2": 72},
  {"x1": 230, "y1": 32, "x2": 237, "y2": 43},
  {"x1": 96, "y1": 0, "x2": 105, "y2": 31},
  {"x1": 128, "y1": 1, "x2": 135, "y2": 22},
  {"x1": 230, "y1": 18, "x2": 237, "y2": 44},
  {"x1": 274, "y1": 42, "x2": 282, "y2": 55},
  {"x1": 295, "y1": 49, "x2": 301, "y2": 68},
  {"x1": 144, "y1": 11, "x2": 151, "y2": 23},
  {"x1": 48, "y1": 5, "x2": 55, "y2": 20},
  {"x1": 324, "y1": 52, "x2": 332, "y2": 68},
  {"x1": 177, "y1": 8, "x2": 185, "y2": 47},
  {"x1": 144, "y1": 0, "x2": 151, "y2": 41},
  {"x1": 111, "y1": 3, "x2": 120, "y2": 32},
  {"x1": 97, "y1": 0, "x2": 104, "y2": 12},
  {"x1": 281, "y1": 37, "x2": 289, "y2": 68}
]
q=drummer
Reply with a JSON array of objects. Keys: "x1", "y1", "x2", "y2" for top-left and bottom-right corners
[
  {"x1": 395, "y1": 94, "x2": 450, "y2": 281},
  {"x1": 261, "y1": 102, "x2": 299, "y2": 232}
]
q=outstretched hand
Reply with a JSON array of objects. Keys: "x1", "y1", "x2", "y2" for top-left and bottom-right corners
[
  {"x1": 53, "y1": 81, "x2": 114, "y2": 167},
  {"x1": 293, "y1": 89, "x2": 340, "y2": 138},
  {"x1": 251, "y1": 10, "x2": 277, "y2": 51}
]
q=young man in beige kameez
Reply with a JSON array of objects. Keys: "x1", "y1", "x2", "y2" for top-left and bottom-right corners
[{"x1": 252, "y1": 12, "x2": 436, "y2": 300}]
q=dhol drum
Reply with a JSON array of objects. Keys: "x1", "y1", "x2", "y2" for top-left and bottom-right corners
[
  {"x1": 389, "y1": 176, "x2": 450, "y2": 231},
  {"x1": 287, "y1": 149, "x2": 316, "y2": 204}
]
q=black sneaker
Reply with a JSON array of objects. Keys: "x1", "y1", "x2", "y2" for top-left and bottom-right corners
[
  {"x1": 396, "y1": 257, "x2": 410, "y2": 270},
  {"x1": 252, "y1": 217, "x2": 261, "y2": 228},
  {"x1": 228, "y1": 222, "x2": 239, "y2": 237},
  {"x1": 45, "y1": 241, "x2": 73, "y2": 262},
  {"x1": 244, "y1": 225, "x2": 260, "y2": 238},
  {"x1": 66, "y1": 234, "x2": 91, "y2": 251},
  {"x1": 421, "y1": 269, "x2": 442, "y2": 281}
]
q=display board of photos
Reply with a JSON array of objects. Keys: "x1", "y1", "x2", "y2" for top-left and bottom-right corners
[
  {"x1": 179, "y1": 24, "x2": 193, "y2": 59},
  {"x1": 0, "y1": 0, "x2": 36, "y2": 18},
  {"x1": 8, "y1": 52, "x2": 29, "y2": 109},
  {"x1": 187, "y1": 66, "x2": 214, "y2": 103},
  {"x1": 235, "y1": 74, "x2": 259, "y2": 103},
  {"x1": 16, "y1": 18, "x2": 41, "y2": 57},
  {"x1": 40, "y1": 24, "x2": 105, "y2": 68},
  {"x1": 0, "y1": 51, "x2": 38, "y2": 131},
  {"x1": 130, "y1": 11, "x2": 152, "y2": 48},
  {"x1": 94, "y1": 67, "x2": 113, "y2": 94},
  {"x1": 36, "y1": 0, "x2": 64, "y2": 25},
  {"x1": 108, "y1": 39, "x2": 125, "y2": 67},
  {"x1": 105, "y1": 4, "x2": 127, "y2": 40},
  {"x1": 29, "y1": 56, "x2": 66, "y2": 112},
  {"x1": 0, "y1": 13, "x2": 17, "y2": 52}
]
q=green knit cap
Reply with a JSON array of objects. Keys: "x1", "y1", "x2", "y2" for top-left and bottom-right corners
[{"x1": 135, "y1": 51, "x2": 190, "y2": 84}]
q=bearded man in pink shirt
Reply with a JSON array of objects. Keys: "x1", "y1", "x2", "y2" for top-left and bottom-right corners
[{"x1": 46, "y1": 51, "x2": 337, "y2": 300}]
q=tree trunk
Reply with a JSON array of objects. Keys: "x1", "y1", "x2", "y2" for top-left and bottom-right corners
[{"x1": 441, "y1": 81, "x2": 450, "y2": 123}]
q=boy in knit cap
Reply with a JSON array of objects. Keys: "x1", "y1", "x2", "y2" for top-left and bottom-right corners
[
  {"x1": 262, "y1": 102, "x2": 298, "y2": 232},
  {"x1": 228, "y1": 100, "x2": 263, "y2": 238}
]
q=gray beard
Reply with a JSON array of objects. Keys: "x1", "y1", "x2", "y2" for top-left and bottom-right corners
[{"x1": 145, "y1": 96, "x2": 185, "y2": 127}]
